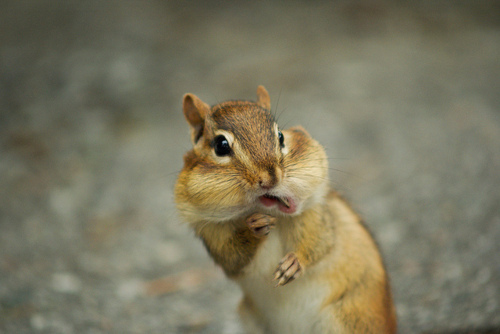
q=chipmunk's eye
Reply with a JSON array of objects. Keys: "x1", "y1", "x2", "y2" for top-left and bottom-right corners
[
  {"x1": 213, "y1": 135, "x2": 231, "y2": 156},
  {"x1": 278, "y1": 131, "x2": 285, "y2": 148}
]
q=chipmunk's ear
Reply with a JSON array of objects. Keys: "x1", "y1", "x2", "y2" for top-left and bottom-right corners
[
  {"x1": 256, "y1": 85, "x2": 271, "y2": 110},
  {"x1": 183, "y1": 93, "x2": 210, "y2": 144}
]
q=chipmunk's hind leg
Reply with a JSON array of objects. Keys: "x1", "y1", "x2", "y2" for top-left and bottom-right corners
[{"x1": 238, "y1": 295, "x2": 265, "y2": 334}]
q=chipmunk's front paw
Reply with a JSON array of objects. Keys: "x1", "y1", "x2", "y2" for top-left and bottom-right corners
[
  {"x1": 246, "y1": 213, "x2": 276, "y2": 238},
  {"x1": 274, "y1": 252, "x2": 302, "y2": 286}
]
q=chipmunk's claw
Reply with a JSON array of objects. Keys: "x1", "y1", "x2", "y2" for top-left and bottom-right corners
[
  {"x1": 246, "y1": 213, "x2": 276, "y2": 238},
  {"x1": 274, "y1": 252, "x2": 302, "y2": 286}
]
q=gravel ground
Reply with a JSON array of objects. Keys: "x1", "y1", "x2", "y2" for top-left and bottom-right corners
[{"x1": 1, "y1": 1, "x2": 499, "y2": 333}]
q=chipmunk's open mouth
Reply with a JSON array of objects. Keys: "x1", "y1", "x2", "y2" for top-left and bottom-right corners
[{"x1": 259, "y1": 194, "x2": 296, "y2": 214}]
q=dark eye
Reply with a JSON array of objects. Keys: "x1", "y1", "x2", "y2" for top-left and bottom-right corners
[
  {"x1": 278, "y1": 131, "x2": 284, "y2": 148},
  {"x1": 213, "y1": 135, "x2": 231, "y2": 156}
]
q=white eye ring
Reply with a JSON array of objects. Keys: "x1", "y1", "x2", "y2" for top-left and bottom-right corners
[
  {"x1": 212, "y1": 130, "x2": 235, "y2": 164},
  {"x1": 278, "y1": 130, "x2": 284, "y2": 148},
  {"x1": 213, "y1": 135, "x2": 231, "y2": 156}
]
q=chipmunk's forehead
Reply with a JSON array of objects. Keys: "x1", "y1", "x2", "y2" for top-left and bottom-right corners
[
  {"x1": 210, "y1": 101, "x2": 277, "y2": 162},
  {"x1": 211, "y1": 101, "x2": 275, "y2": 134}
]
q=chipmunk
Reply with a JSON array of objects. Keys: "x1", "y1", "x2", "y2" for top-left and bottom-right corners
[{"x1": 175, "y1": 86, "x2": 397, "y2": 333}]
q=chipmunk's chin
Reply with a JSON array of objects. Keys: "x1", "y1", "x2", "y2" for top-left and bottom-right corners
[{"x1": 258, "y1": 194, "x2": 297, "y2": 214}]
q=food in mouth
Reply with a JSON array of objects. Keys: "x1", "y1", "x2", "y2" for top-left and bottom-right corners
[{"x1": 259, "y1": 194, "x2": 296, "y2": 214}]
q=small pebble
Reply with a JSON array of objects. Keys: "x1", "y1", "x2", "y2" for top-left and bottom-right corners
[
  {"x1": 31, "y1": 314, "x2": 46, "y2": 330},
  {"x1": 117, "y1": 279, "x2": 145, "y2": 301},
  {"x1": 51, "y1": 272, "x2": 82, "y2": 294}
]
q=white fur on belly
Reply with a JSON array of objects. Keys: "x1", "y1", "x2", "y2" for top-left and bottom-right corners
[{"x1": 237, "y1": 232, "x2": 330, "y2": 333}]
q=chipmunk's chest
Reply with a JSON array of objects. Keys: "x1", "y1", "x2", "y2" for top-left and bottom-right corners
[
  {"x1": 244, "y1": 231, "x2": 284, "y2": 277},
  {"x1": 237, "y1": 231, "x2": 330, "y2": 333}
]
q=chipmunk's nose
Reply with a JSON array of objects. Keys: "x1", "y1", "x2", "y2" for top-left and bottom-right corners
[{"x1": 258, "y1": 166, "x2": 283, "y2": 189}]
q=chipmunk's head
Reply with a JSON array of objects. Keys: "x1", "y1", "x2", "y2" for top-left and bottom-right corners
[{"x1": 175, "y1": 86, "x2": 329, "y2": 223}]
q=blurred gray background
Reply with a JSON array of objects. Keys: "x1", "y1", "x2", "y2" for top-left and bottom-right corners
[{"x1": 1, "y1": 1, "x2": 499, "y2": 333}]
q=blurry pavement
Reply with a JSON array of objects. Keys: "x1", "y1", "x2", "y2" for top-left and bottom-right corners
[{"x1": 1, "y1": 1, "x2": 499, "y2": 333}]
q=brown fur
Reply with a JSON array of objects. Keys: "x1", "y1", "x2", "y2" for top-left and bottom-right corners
[
  {"x1": 194, "y1": 219, "x2": 263, "y2": 277},
  {"x1": 175, "y1": 86, "x2": 397, "y2": 333}
]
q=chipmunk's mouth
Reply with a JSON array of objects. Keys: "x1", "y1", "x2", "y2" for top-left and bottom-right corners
[{"x1": 259, "y1": 194, "x2": 296, "y2": 214}]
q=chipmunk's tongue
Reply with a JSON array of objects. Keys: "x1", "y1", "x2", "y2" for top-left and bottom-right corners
[{"x1": 259, "y1": 194, "x2": 296, "y2": 214}]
